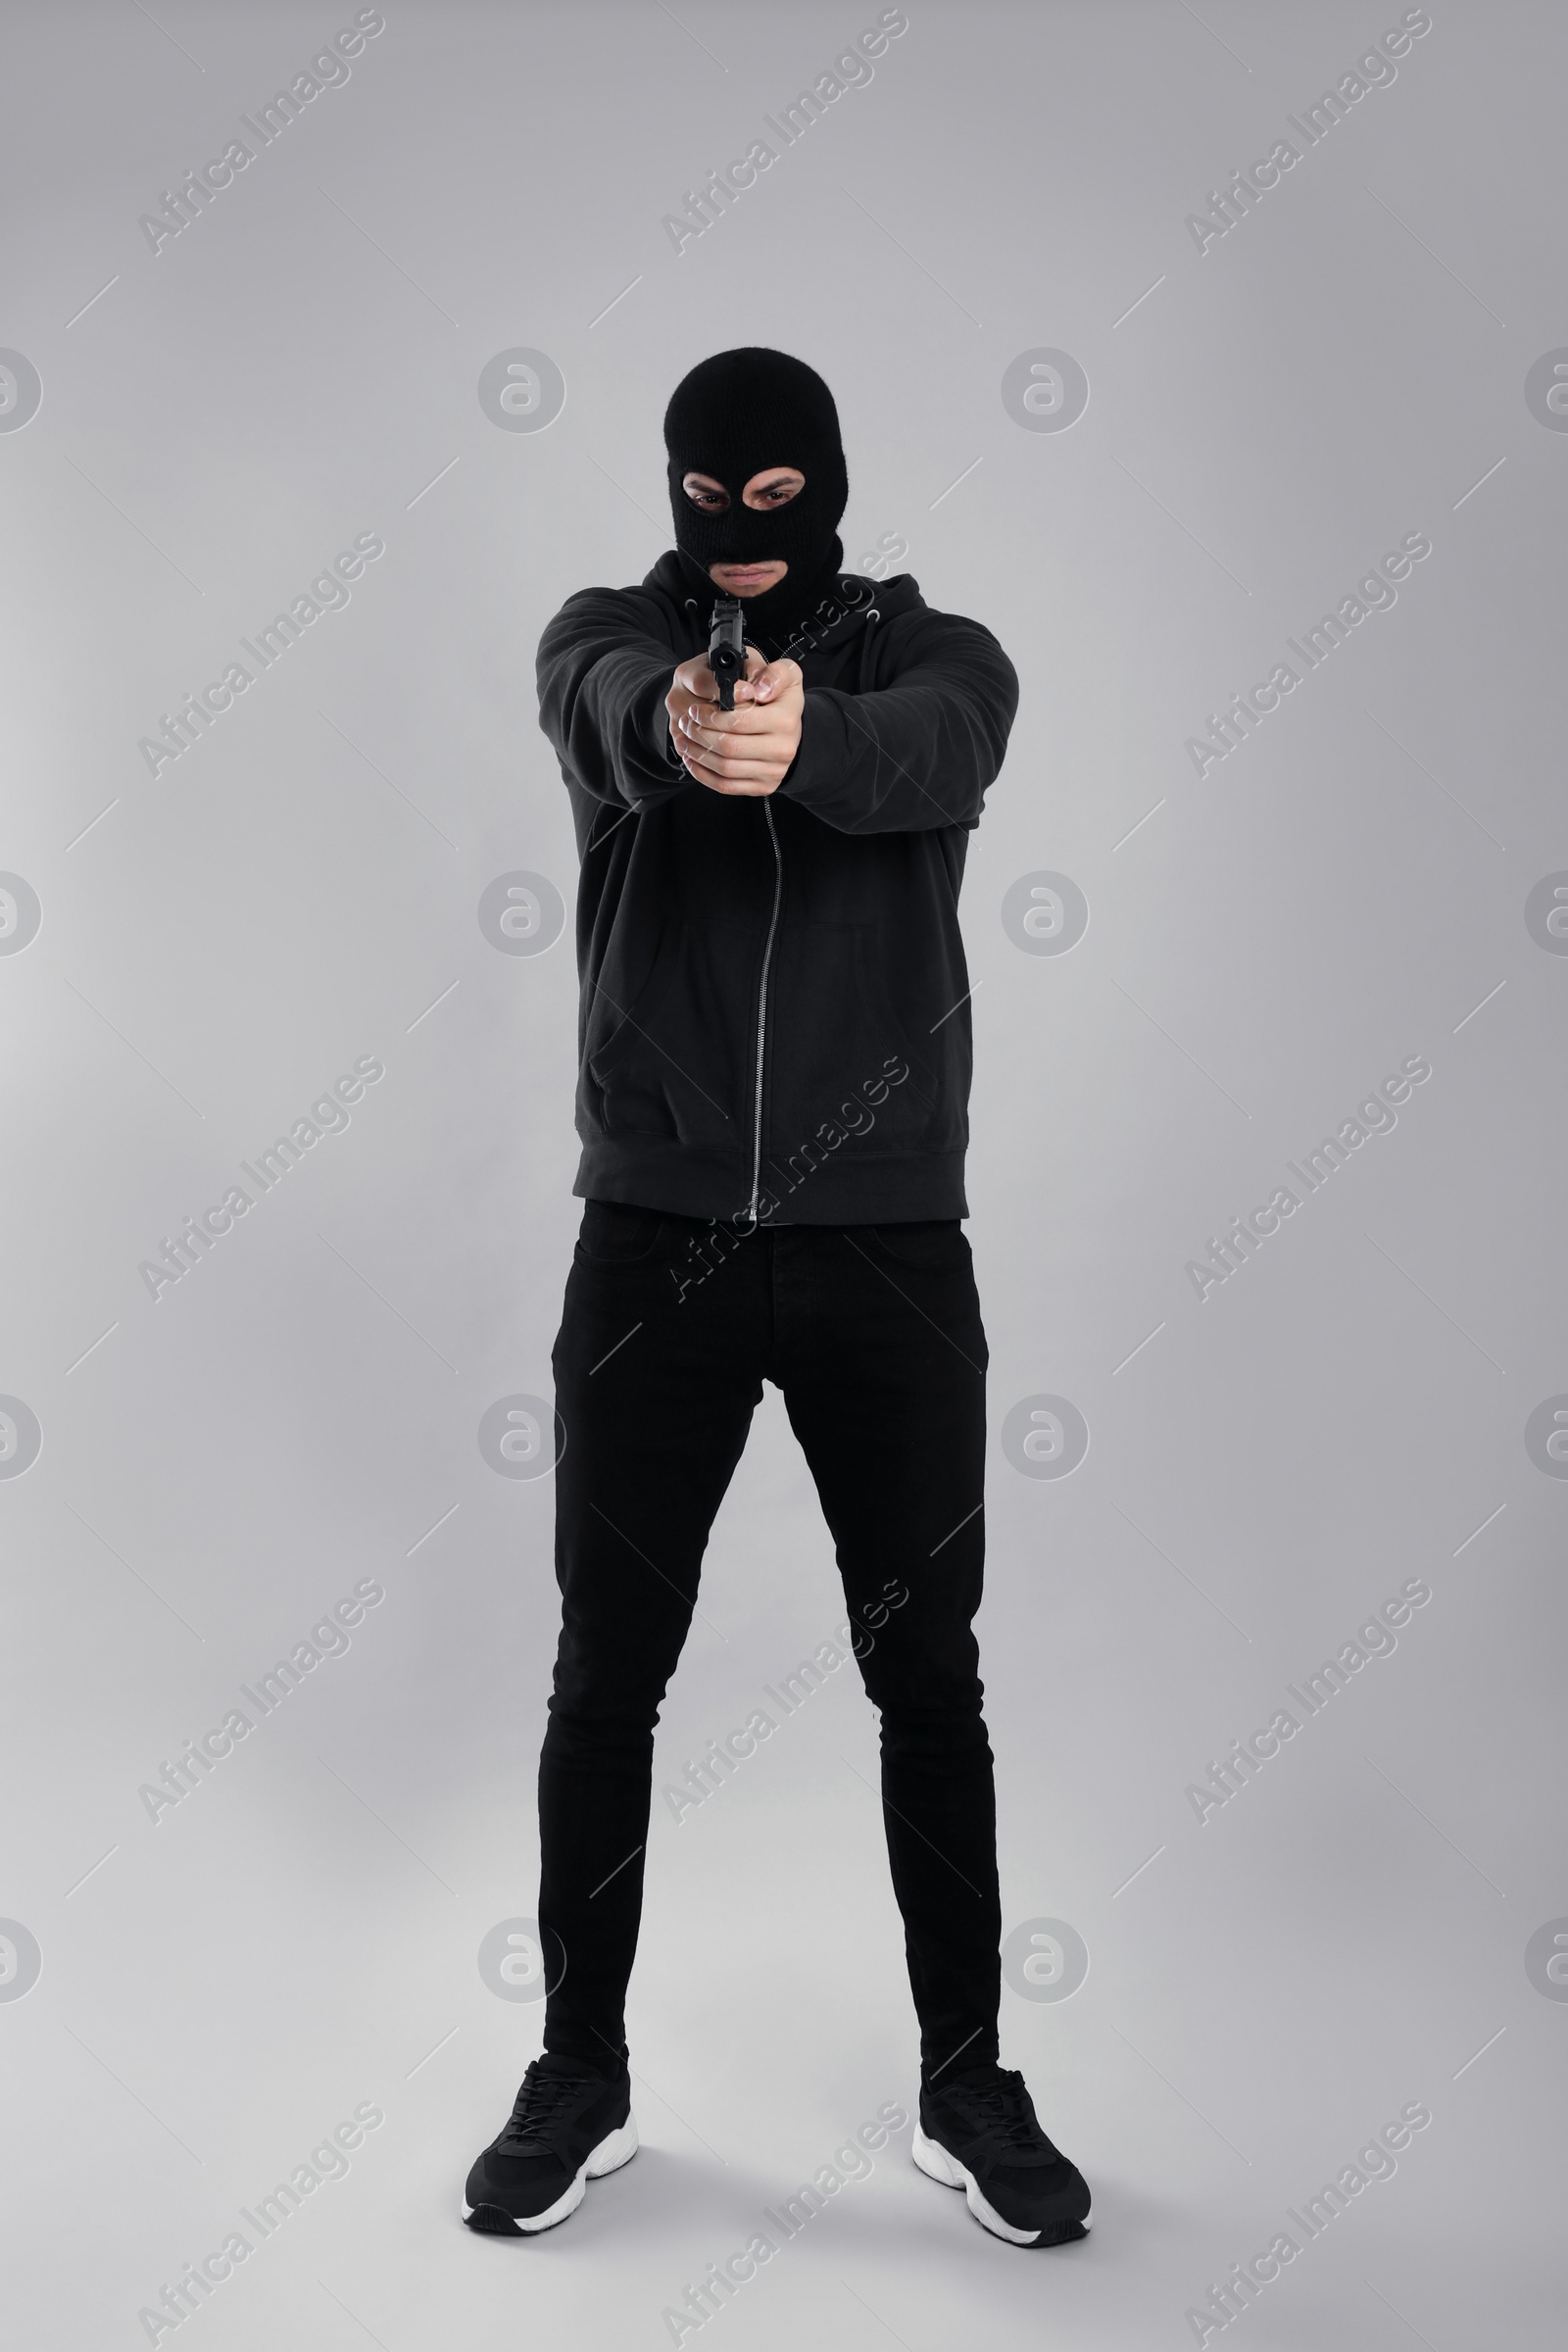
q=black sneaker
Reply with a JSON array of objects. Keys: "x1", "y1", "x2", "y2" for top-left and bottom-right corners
[
  {"x1": 463, "y1": 2054, "x2": 637, "y2": 2235},
  {"x1": 914, "y1": 2063, "x2": 1091, "y2": 2246}
]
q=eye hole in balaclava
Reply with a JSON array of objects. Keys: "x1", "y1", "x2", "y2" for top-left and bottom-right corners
[{"x1": 663, "y1": 346, "x2": 850, "y2": 652}]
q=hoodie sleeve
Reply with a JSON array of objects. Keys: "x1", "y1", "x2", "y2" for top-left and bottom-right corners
[
  {"x1": 777, "y1": 610, "x2": 1019, "y2": 834},
  {"x1": 536, "y1": 585, "x2": 692, "y2": 810}
]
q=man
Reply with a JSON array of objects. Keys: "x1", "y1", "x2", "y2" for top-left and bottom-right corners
[{"x1": 463, "y1": 348, "x2": 1091, "y2": 2250}]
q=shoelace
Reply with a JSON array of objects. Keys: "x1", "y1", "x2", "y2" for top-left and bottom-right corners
[
  {"x1": 498, "y1": 2070, "x2": 588, "y2": 2151},
  {"x1": 948, "y1": 2070, "x2": 1049, "y2": 2152}
]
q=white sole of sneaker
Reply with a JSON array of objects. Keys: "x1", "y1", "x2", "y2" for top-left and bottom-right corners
[
  {"x1": 911, "y1": 2124, "x2": 1090, "y2": 2247},
  {"x1": 463, "y1": 2113, "x2": 639, "y2": 2235}
]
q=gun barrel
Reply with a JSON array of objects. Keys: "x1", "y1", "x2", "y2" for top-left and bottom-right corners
[{"x1": 708, "y1": 595, "x2": 746, "y2": 711}]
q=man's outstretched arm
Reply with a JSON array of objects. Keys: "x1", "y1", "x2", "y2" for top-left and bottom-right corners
[
  {"x1": 781, "y1": 612, "x2": 1019, "y2": 834},
  {"x1": 671, "y1": 610, "x2": 1020, "y2": 833},
  {"x1": 537, "y1": 587, "x2": 692, "y2": 810}
]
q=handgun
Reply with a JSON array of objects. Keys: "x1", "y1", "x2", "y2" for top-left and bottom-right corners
[{"x1": 708, "y1": 596, "x2": 747, "y2": 711}]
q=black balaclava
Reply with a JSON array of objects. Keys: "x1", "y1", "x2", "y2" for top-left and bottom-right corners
[{"x1": 663, "y1": 346, "x2": 849, "y2": 653}]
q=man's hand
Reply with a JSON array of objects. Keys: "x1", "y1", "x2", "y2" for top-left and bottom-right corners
[{"x1": 664, "y1": 647, "x2": 804, "y2": 797}]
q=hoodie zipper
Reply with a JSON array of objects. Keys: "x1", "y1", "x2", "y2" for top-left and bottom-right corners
[
  {"x1": 687, "y1": 589, "x2": 782, "y2": 1226},
  {"x1": 688, "y1": 583, "x2": 875, "y2": 1227},
  {"x1": 739, "y1": 594, "x2": 880, "y2": 1225},
  {"x1": 745, "y1": 799, "x2": 783, "y2": 1224}
]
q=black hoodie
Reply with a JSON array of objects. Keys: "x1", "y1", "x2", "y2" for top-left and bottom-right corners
[{"x1": 536, "y1": 550, "x2": 1019, "y2": 1226}]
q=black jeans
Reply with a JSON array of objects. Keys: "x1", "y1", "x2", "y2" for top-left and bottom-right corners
[{"x1": 537, "y1": 1199, "x2": 1002, "y2": 2081}]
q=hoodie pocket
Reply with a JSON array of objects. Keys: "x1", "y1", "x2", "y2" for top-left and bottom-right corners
[
  {"x1": 585, "y1": 923, "x2": 743, "y2": 1148},
  {"x1": 766, "y1": 922, "x2": 962, "y2": 1165}
]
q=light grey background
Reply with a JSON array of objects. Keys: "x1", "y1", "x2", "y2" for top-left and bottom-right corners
[{"x1": 2, "y1": 1, "x2": 1564, "y2": 2344}]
